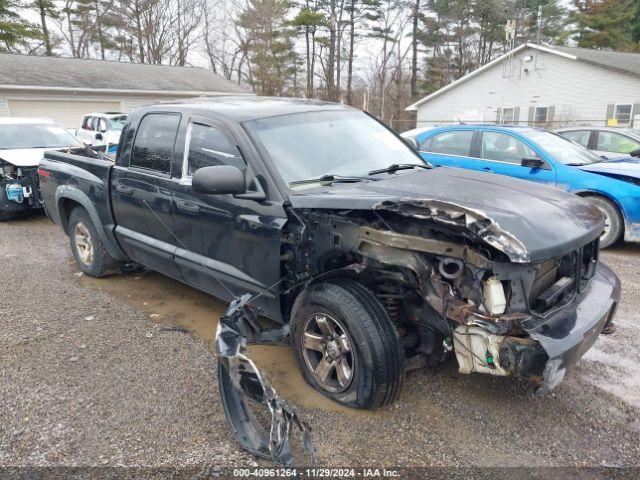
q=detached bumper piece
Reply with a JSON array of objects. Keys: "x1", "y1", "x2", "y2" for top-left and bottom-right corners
[
  {"x1": 453, "y1": 263, "x2": 620, "y2": 394},
  {"x1": 216, "y1": 294, "x2": 316, "y2": 467}
]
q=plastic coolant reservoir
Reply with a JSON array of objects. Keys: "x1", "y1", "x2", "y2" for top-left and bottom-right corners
[
  {"x1": 5, "y1": 183, "x2": 24, "y2": 203},
  {"x1": 483, "y1": 276, "x2": 506, "y2": 315},
  {"x1": 453, "y1": 325, "x2": 509, "y2": 376}
]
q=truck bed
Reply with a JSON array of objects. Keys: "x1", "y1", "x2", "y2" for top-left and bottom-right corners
[{"x1": 39, "y1": 150, "x2": 122, "y2": 260}]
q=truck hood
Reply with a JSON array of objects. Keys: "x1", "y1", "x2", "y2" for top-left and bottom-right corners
[
  {"x1": 289, "y1": 168, "x2": 603, "y2": 263},
  {"x1": 576, "y1": 157, "x2": 640, "y2": 179},
  {"x1": 0, "y1": 148, "x2": 54, "y2": 167}
]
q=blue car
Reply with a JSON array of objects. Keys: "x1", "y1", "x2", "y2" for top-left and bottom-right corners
[{"x1": 402, "y1": 125, "x2": 640, "y2": 248}]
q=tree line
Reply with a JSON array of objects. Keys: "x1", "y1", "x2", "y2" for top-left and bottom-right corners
[{"x1": 1, "y1": 0, "x2": 640, "y2": 128}]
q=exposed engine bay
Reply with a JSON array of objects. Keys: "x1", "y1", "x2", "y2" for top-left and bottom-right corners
[
  {"x1": 277, "y1": 199, "x2": 618, "y2": 394},
  {"x1": 0, "y1": 160, "x2": 41, "y2": 217}
]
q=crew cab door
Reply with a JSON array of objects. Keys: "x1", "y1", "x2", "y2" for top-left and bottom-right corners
[
  {"x1": 418, "y1": 129, "x2": 477, "y2": 170},
  {"x1": 475, "y1": 130, "x2": 556, "y2": 186},
  {"x1": 111, "y1": 112, "x2": 182, "y2": 279},
  {"x1": 170, "y1": 116, "x2": 287, "y2": 320}
]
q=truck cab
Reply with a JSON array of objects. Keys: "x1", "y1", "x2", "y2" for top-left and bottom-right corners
[{"x1": 77, "y1": 112, "x2": 127, "y2": 148}]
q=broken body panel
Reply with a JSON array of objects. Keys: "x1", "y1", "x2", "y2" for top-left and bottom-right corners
[{"x1": 282, "y1": 169, "x2": 619, "y2": 393}]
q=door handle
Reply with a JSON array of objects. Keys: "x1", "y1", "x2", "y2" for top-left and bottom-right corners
[
  {"x1": 176, "y1": 200, "x2": 200, "y2": 214},
  {"x1": 115, "y1": 184, "x2": 134, "y2": 195},
  {"x1": 482, "y1": 167, "x2": 494, "y2": 173}
]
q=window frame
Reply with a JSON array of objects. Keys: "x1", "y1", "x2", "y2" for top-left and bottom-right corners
[
  {"x1": 501, "y1": 107, "x2": 515, "y2": 125},
  {"x1": 614, "y1": 103, "x2": 633, "y2": 126},
  {"x1": 128, "y1": 112, "x2": 181, "y2": 177},
  {"x1": 181, "y1": 118, "x2": 246, "y2": 183},
  {"x1": 534, "y1": 106, "x2": 549, "y2": 124}
]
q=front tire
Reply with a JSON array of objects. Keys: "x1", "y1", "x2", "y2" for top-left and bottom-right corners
[
  {"x1": 586, "y1": 196, "x2": 622, "y2": 248},
  {"x1": 290, "y1": 279, "x2": 404, "y2": 409},
  {"x1": 68, "y1": 207, "x2": 120, "y2": 277}
]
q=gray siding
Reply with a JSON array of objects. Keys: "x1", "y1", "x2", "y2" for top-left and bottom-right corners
[
  {"x1": 415, "y1": 47, "x2": 640, "y2": 128},
  {"x1": 0, "y1": 97, "x2": 8, "y2": 116}
]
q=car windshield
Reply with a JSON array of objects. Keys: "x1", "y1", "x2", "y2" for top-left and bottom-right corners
[
  {"x1": 522, "y1": 130, "x2": 601, "y2": 165},
  {"x1": 107, "y1": 115, "x2": 127, "y2": 131},
  {"x1": 245, "y1": 110, "x2": 424, "y2": 187},
  {"x1": 0, "y1": 123, "x2": 83, "y2": 150}
]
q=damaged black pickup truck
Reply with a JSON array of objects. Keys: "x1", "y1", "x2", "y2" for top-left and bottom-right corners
[{"x1": 40, "y1": 97, "x2": 620, "y2": 409}]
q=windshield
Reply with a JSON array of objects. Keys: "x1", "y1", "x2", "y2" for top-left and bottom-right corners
[
  {"x1": 522, "y1": 130, "x2": 601, "y2": 165},
  {"x1": 245, "y1": 110, "x2": 424, "y2": 187},
  {"x1": 0, "y1": 123, "x2": 83, "y2": 150},
  {"x1": 107, "y1": 115, "x2": 127, "y2": 132}
]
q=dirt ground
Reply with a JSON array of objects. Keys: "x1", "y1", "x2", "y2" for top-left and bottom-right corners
[{"x1": 1, "y1": 214, "x2": 640, "y2": 471}]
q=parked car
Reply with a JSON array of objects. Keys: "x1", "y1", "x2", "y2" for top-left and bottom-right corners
[
  {"x1": 0, "y1": 117, "x2": 84, "y2": 221},
  {"x1": 40, "y1": 98, "x2": 619, "y2": 409},
  {"x1": 402, "y1": 125, "x2": 640, "y2": 248},
  {"x1": 556, "y1": 127, "x2": 640, "y2": 159},
  {"x1": 76, "y1": 112, "x2": 127, "y2": 148}
]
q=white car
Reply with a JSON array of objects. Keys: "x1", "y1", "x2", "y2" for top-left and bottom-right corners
[
  {"x1": 0, "y1": 117, "x2": 84, "y2": 220},
  {"x1": 76, "y1": 112, "x2": 127, "y2": 147}
]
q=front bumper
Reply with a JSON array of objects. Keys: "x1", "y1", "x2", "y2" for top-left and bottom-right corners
[{"x1": 509, "y1": 262, "x2": 620, "y2": 394}]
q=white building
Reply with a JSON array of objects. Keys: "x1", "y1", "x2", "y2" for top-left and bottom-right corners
[
  {"x1": 406, "y1": 43, "x2": 640, "y2": 130},
  {"x1": 0, "y1": 54, "x2": 250, "y2": 128}
]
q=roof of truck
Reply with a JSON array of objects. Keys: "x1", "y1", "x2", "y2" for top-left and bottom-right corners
[{"x1": 156, "y1": 96, "x2": 355, "y2": 122}]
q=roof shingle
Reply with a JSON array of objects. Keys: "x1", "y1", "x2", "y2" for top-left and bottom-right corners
[
  {"x1": 553, "y1": 46, "x2": 640, "y2": 77},
  {"x1": 0, "y1": 54, "x2": 249, "y2": 93}
]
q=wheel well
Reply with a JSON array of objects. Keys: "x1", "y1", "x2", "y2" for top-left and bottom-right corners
[{"x1": 58, "y1": 198, "x2": 84, "y2": 234}]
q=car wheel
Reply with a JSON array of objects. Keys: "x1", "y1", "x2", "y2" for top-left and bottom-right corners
[
  {"x1": 68, "y1": 207, "x2": 120, "y2": 277},
  {"x1": 290, "y1": 279, "x2": 404, "y2": 409},
  {"x1": 586, "y1": 196, "x2": 622, "y2": 248}
]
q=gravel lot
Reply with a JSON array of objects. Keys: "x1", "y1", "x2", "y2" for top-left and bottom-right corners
[{"x1": 1, "y1": 214, "x2": 640, "y2": 471}]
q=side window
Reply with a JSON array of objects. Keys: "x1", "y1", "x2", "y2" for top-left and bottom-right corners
[
  {"x1": 423, "y1": 131, "x2": 474, "y2": 156},
  {"x1": 481, "y1": 132, "x2": 538, "y2": 164},
  {"x1": 596, "y1": 131, "x2": 640, "y2": 154},
  {"x1": 130, "y1": 113, "x2": 180, "y2": 173},
  {"x1": 186, "y1": 123, "x2": 245, "y2": 175},
  {"x1": 82, "y1": 116, "x2": 94, "y2": 130},
  {"x1": 561, "y1": 130, "x2": 591, "y2": 148},
  {"x1": 96, "y1": 117, "x2": 108, "y2": 132}
]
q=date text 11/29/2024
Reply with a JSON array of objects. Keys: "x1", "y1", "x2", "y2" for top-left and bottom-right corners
[{"x1": 232, "y1": 468, "x2": 400, "y2": 477}]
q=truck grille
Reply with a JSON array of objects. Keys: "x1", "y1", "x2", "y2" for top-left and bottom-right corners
[{"x1": 529, "y1": 238, "x2": 599, "y2": 313}]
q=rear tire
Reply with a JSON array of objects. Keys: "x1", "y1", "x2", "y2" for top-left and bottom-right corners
[
  {"x1": 290, "y1": 279, "x2": 404, "y2": 409},
  {"x1": 586, "y1": 196, "x2": 622, "y2": 248},
  {"x1": 68, "y1": 207, "x2": 120, "y2": 277}
]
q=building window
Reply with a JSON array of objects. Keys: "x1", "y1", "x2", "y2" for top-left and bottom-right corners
[
  {"x1": 534, "y1": 106, "x2": 549, "y2": 124},
  {"x1": 501, "y1": 108, "x2": 514, "y2": 124},
  {"x1": 614, "y1": 104, "x2": 633, "y2": 126}
]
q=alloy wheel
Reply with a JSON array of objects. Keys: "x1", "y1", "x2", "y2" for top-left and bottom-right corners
[
  {"x1": 301, "y1": 313, "x2": 355, "y2": 393},
  {"x1": 74, "y1": 222, "x2": 94, "y2": 266}
]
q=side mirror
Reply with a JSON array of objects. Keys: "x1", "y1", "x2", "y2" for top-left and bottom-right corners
[
  {"x1": 192, "y1": 165, "x2": 246, "y2": 195},
  {"x1": 95, "y1": 133, "x2": 103, "y2": 140},
  {"x1": 521, "y1": 156, "x2": 547, "y2": 169},
  {"x1": 403, "y1": 136, "x2": 419, "y2": 151},
  {"x1": 630, "y1": 148, "x2": 640, "y2": 158}
]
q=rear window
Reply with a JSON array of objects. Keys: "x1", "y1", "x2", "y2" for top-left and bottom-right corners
[{"x1": 129, "y1": 113, "x2": 180, "y2": 173}]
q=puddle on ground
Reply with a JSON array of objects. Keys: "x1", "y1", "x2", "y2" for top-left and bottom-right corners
[{"x1": 77, "y1": 266, "x2": 377, "y2": 416}]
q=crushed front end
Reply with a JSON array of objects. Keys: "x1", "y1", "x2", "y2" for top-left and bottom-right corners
[
  {"x1": 282, "y1": 197, "x2": 620, "y2": 394},
  {"x1": 0, "y1": 160, "x2": 42, "y2": 217}
]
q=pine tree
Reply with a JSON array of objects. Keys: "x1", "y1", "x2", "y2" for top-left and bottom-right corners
[
  {"x1": 571, "y1": 0, "x2": 640, "y2": 51},
  {"x1": 0, "y1": 0, "x2": 42, "y2": 52},
  {"x1": 237, "y1": 0, "x2": 299, "y2": 95}
]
